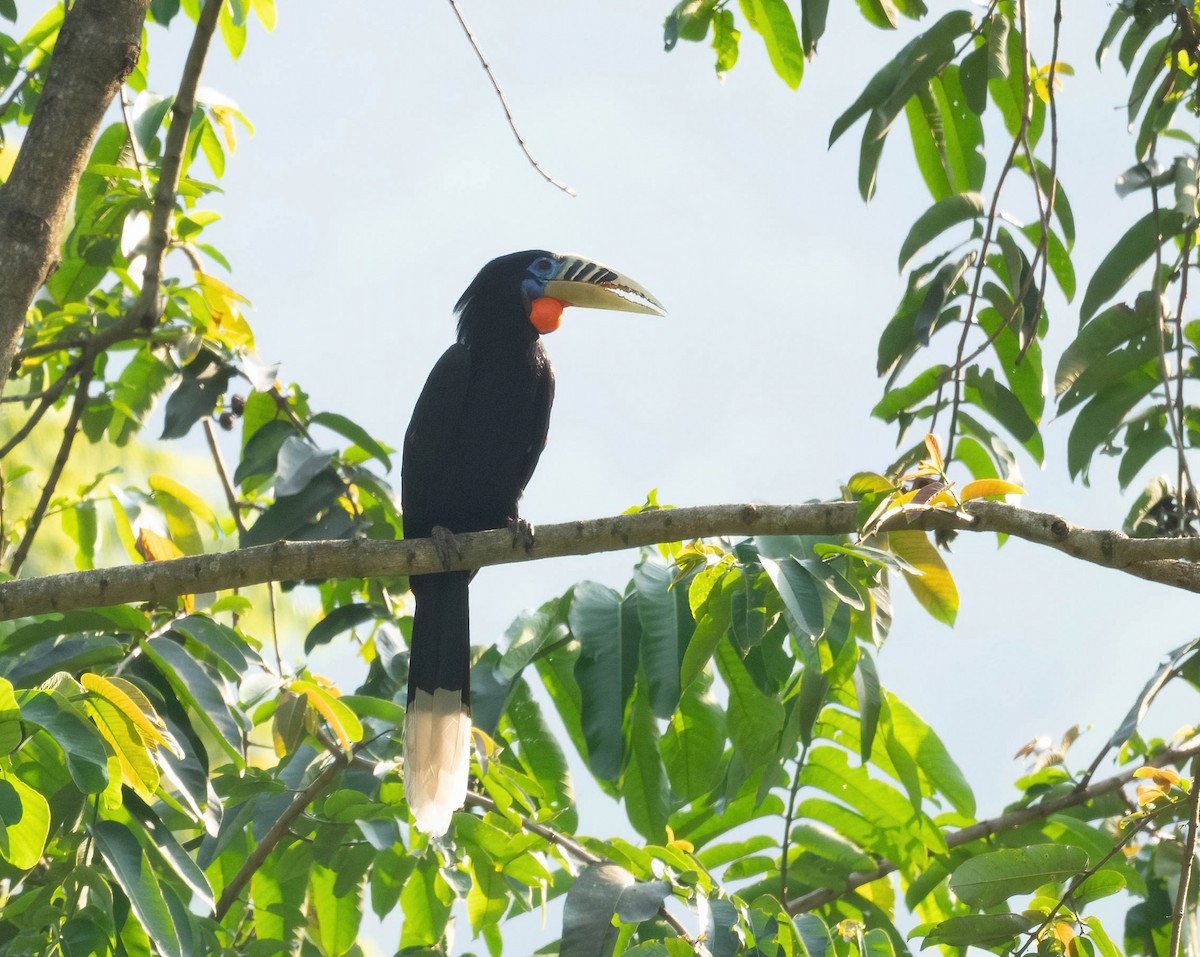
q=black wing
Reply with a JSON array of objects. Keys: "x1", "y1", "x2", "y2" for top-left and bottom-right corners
[
  {"x1": 401, "y1": 343, "x2": 471, "y2": 540},
  {"x1": 515, "y1": 354, "x2": 555, "y2": 498}
]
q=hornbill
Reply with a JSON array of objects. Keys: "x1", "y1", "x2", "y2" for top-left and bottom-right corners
[{"x1": 401, "y1": 250, "x2": 664, "y2": 835}]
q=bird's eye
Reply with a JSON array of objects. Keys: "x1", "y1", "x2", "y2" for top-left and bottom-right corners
[{"x1": 529, "y1": 257, "x2": 555, "y2": 279}]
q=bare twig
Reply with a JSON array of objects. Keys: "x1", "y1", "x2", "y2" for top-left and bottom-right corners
[
  {"x1": 203, "y1": 417, "x2": 245, "y2": 534},
  {"x1": 2, "y1": 500, "x2": 1200, "y2": 619},
  {"x1": 9, "y1": 364, "x2": 95, "y2": 575},
  {"x1": 444, "y1": 0, "x2": 576, "y2": 197},
  {"x1": 0, "y1": 357, "x2": 85, "y2": 459}
]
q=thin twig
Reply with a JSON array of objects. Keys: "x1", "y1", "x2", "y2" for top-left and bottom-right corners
[
  {"x1": 132, "y1": 0, "x2": 225, "y2": 329},
  {"x1": 444, "y1": 0, "x2": 577, "y2": 197},
  {"x1": 203, "y1": 417, "x2": 246, "y2": 534},
  {"x1": 941, "y1": 1, "x2": 1036, "y2": 462},
  {"x1": 9, "y1": 365, "x2": 94, "y2": 576},
  {"x1": 1169, "y1": 753, "x2": 1200, "y2": 956},
  {"x1": 780, "y1": 745, "x2": 808, "y2": 903},
  {"x1": 0, "y1": 355, "x2": 87, "y2": 460}
]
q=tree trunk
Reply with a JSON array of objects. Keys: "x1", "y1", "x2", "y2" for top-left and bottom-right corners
[{"x1": 0, "y1": 0, "x2": 150, "y2": 395}]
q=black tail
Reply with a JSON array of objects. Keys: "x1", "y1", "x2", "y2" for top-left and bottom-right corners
[{"x1": 404, "y1": 571, "x2": 472, "y2": 835}]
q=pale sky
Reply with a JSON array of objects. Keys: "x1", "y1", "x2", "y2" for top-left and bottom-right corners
[{"x1": 67, "y1": 1, "x2": 1200, "y2": 950}]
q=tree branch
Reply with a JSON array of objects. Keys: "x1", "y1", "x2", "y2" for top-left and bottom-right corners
[
  {"x1": 213, "y1": 748, "x2": 351, "y2": 921},
  {"x1": 0, "y1": 501, "x2": 1197, "y2": 619},
  {"x1": 131, "y1": 0, "x2": 225, "y2": 329},
  {"x1": 0, "y1": 0, "x2": 149, "y2": 395},
  {"x1": 786, "y1": 737, "x2": 1200, "y2": 914}
]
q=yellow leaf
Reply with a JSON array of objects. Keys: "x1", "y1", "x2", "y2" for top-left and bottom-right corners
[
  {"x1": 210, "y1": 104, "x2": 238, "y2": 152},
  {"x1": 289, "y1": 679, "x2": 362, "y2": 752},
  {"x1": 1134, "y1": 766, "x2": 1180, "y2": 789},
  {"x1": 1137, "y1": 783, "x2": 1166, "y2": 805},
  {"x1": 888, "y1": 530, "x2": 958, "y2": 626},
  {"x1": 85, "y1": 695, "x2": 159, "y2": 799},
  {"x1": 923, "y1": 433, "x2": 945, "y2": 472},
  {"x1": 81, "y1": 673, "x2": 179, "y2": 756},
  {"x1": 135, "y1": 530, "x2": 193, "y2": 610},
  {"x1": 960, "y1": 479, "x2": 1026, "y2": 501},
  {"x1": 148, "y1": 474, "x2": 217, "y2": 526},
  {"x1": 136, "y1": 528, "x2": 182, "y2": 563}
]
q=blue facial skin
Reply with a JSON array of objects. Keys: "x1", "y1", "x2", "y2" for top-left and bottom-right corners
[{"x1": 520, "y1": 255, "x2": 557, "y2": 314}]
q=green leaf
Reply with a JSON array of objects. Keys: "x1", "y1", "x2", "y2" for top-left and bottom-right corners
[
  {"x1": 872, "y1": 364, "x2": 948, "y2": 421},
  {"x1": 715, "y1": 639, "x2": 785, "y2": 768},
  {"x1": 963, "y1": 365, "x2": 1042, "y2": 462},
  {"x1": 571, "y1": 581, "x2": 638, "y2": 781},
  {"x1": 1079, "y1": 210, "x2": 1186, "y2": 323},
  {"x1": 711, "y1": 9, "x2": 740, "y2": 74},
  {"x1": 311, "y1": 410, "x2": 393, "y2": 471},
  {"x1": 19, "y1": 690, "x2": 110, "y2": 793},
  {"x1": 1066, "y1": 367, "x2": 1158, "y2": 480},
  {"x1": 92, "y1": 820, "x2": 182, "y2": 957},
  {"x1": 855, "y1": 0, "x2": 898, "y2": 29},
  {"x1": 898, "y1": 193, "x2": 984, "y2": 270},
  {"x1": 1055, "y1": 303, "x2": 1151, "y2": 396},
  {"x1": 904, "y1": 88, "x2": 953, "y2": 201},
  {"x1": 800, "y1": 0, "x2": 827, "y2": 56},
  {"x1": 142, "y1": 637, "x2": 244, "y2": 764},
  {"x1": 399, "y1": 858, "x2": 452, "y2": 949},
  {"x1": 1072, "y1": 870, "x2": 1126, "y2": 906},
  {"x1": 309, "y1": 862, "x2": 361, "y2": 957},
  {"x1": 949, "y1": 845, "x2": 1089, "y2": 907},
  {"x1": 923, "y1": 913, "x2": 1034, "y2": 948},
  {"x1": 305, "y1": 603, "x2": 382, "y2": 654},
  {"x1": 161, "y1": 351, "x2": 232, "y2": 440},
  {"x1": 662, "y1": 688, "x2": 726, "y2": 801},
  {"x1": 758, "y1": 546, "x2": 824, "y2": 637},
  {"x1": 634, "y1": 559, "x2": 695, "y2": 718},
  {"x1": 853, "y1": 652, "x2": 881, "y2": 761},
  {"x1": 240, "y1": 469, "x2": 347, "y2": 547},
  {"x1": 0, "y1": 770, "x2": 49, "y2": 871},
  {"x1": 883, "y1": 693, "x2": 973, "y2": 815},
  {"x1": 663, "y1": 0, "x2": 717, "y2": 49},
  {"x1": 738, "y1": 0, "x2": 804, "y2": 89},
  {"x1": 623, "y1": 688, "x2": 669, "y2": 841},
  {"x1": 562, "y1": 864, "x2": 632, "y2": 957},
  {"x1": 508, "y1": 677, "x2": 576, "y2": 827}
]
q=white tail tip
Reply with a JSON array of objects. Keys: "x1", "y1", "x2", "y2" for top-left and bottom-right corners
[{"x1": 404, "y1": 688, "x2": 471, "y2": 836}]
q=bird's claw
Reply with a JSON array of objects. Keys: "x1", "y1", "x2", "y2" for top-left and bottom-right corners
[
  {"x1": 430, "y1": 525, "x2": 463, "y2": 570},
  {"x1": 507, "y1": 517, "x2": 535, "y2": 553}
]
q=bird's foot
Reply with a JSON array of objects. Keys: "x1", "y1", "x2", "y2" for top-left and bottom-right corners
[
  {"x1": 430, "y1": 525, "x2": 463, "y2": 570},
  {"x1": 507, "y1": 517, "x2": 535, "y2": 553}
]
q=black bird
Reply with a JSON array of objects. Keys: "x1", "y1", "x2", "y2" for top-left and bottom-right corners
[{"x1": 401, "y1": 250, "x2": 664, "y2": 834}]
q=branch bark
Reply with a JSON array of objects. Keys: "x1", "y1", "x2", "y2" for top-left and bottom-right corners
[
  {"x1": 0, "y1": 0, "x2": 150, "y2": 392},
  {"x1": 0, "y1": 500, "x2": 1197, "y2": 620}
]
